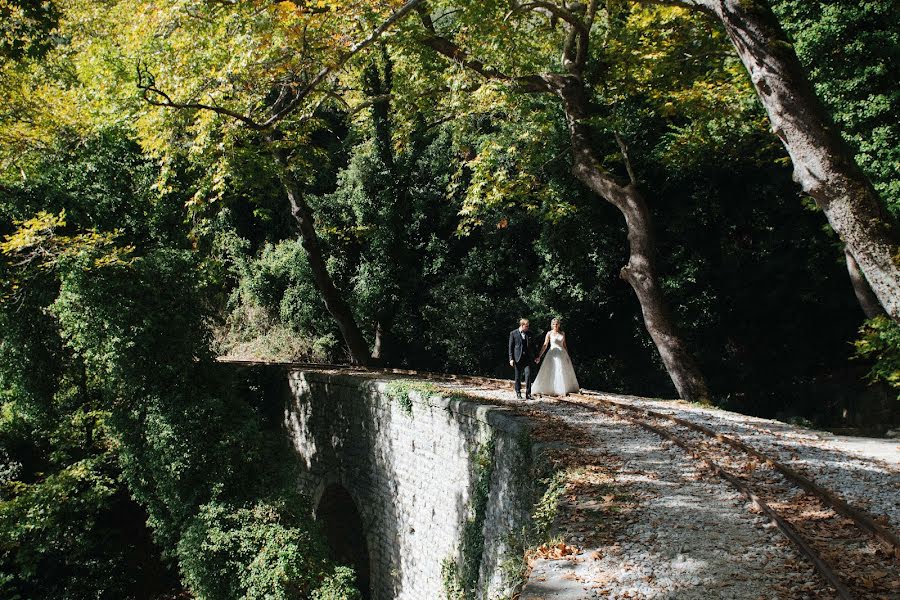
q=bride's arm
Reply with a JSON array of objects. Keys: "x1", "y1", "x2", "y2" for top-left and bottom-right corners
[
  {"x1": 562, "y1": 333, "x2": 569, "y2": 353},
  {"x1": 538, "y1": 332, "x2": 550, "y2": 360}
]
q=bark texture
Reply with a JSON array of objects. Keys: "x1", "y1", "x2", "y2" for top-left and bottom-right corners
[
  {"x1": 550, "y1": 75, "x2": 711, "y2": 402},
  {"x1": 845, "y1": 249, "x2": 886, "y2": 320},
  {"x1": 419, "y1": 6, "x2": 710, "y2": 402},
  {"x1": 657, "y1": 0, "x2": 900, "y2": 321}
]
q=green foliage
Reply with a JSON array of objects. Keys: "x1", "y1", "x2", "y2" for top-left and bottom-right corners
[
  {"x1": 0, "y1": 128, "x2": 185, "y2": 599},
  {"x1": 493, "y1": 467, "x2": 569, "y2": 599},
  {"x1": 774, "y1": 0, "x2": 900, "y2": 215},
  {"x1": 53, "y1": 249, "x2": 209, "y2": 387},
  {"x1": 384, "y1": 380, "x2": 438, "y2": 416},
  {"x1": 855, "y1": 316, "x2": 900, "y2": 395},
  {"x1": 443, "y1": 436, "x2": 495, "y2": 600},
  {"x1": 441, "y1": 558, "x2": 465, "y2": 600},
  {"x1": 2, "y1": 3, "x2": 899, "y2": 596},
  {"x1": 0, "y1": 209, "x2": 132, "y2": 275},
  {"x1": 178, "y1": 500, "x2": 333, "y2": 600},
  {"x1": 50, "y1": 246, "x2": 350, "y2": 598},
  {"x1": 0, "y1": 457, "x2": 148, "y2": 600},
  {"x1": 0, "y1": 0, "x2": 60, "y2": 61},
  {"x1": 312, "y1": 566, "x2": 363, "y2": 600},
  {"x1": 531, "y1": 470, "x2": 567, "y2": 540},
  {"x1": 1, "y1": 128, "x2": 355, "y2": 598},
  {"x1": 771, "y1": 2, "x2": 899, "y2": 414},
  {"x1": 215, "y1": 235, "x2": 339, "y2": 362}
]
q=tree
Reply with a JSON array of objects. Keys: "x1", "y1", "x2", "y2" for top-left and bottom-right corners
[
  {"x1": 774, "y1": 0, "x2": 899, "y2": 321},
  {"x1": 123, "y1": 0, "x2": 429, "y2": 364},
  {"x1": 358, "y1": 51, "x2": 408, "y2": 361},
  {"x1": 0, "y1": 131, "x2": 181, "y2": 599},
  {"x1": 0, "y1": 0, "x2": 60, "y2": 61},
  {"x1": 646, "y1": 0, "x2": 900, "y2": 322},
  {"x1": 410, "y1": 1, "x2": 710, "y2": 401},
  {"x1": 0, "y1": 128, "x2": 362, "y2": 598}
]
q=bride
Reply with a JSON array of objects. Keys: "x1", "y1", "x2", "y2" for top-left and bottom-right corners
[{"x1": 532, "y1": 318, "x2": 580, "y2": 396}]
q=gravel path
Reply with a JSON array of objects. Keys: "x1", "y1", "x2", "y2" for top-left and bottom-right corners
[
  {"x1": 523, "y1": 400, "x2": 830, "y2": 600},
  {"x1": 591, "y1": 392, "x2": 900, "y2": 533},
  {"x1": 442, "y1": 383, "x2": 850, "y2": 599}
]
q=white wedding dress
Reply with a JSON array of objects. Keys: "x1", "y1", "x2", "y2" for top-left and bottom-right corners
[{"x1": 532, "y1": 332, "x2": 579, "y2": 396}]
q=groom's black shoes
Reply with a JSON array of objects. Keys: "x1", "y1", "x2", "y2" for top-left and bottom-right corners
[{"x1": 525, "y1": 394, "x2": 533, "y2": 400}]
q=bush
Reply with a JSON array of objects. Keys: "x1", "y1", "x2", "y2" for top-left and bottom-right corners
[
  {"x1": 312, "y1": 566, "x2": 363, "y2": 600},
  {"x1": 178, "y1": 500, "x2": 334, "y2": 600},
  {"x1": 214, "y1": 237, "x2": 340, "y2": 362},
  {"x1": 855, "y1": 316, "x2": 900, "y2": 395}
]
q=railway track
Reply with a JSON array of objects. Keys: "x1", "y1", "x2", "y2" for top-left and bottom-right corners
[
  {"x1": 560, "y1": 393, "x2": 899, "y2": 600},
  {"x1": 224, "y1": 360, "x2": 900, "y2": 598}
]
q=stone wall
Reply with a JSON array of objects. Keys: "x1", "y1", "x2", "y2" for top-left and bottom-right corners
[{"x1": 279, "y1": 370, "x2": 546, "y2": 600}]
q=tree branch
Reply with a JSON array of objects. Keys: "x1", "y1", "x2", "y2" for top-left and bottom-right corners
[
  {"x1": 577, "y1": 0, "x2": 599, "y2": 69},
  {"x1": 259, "y1": 0, "x2": 428, "y2": 128},
  {"x1": 506, "y1": 1, "x2": 590, "y2": 37},
  {"x1": 614, "y1": 130, "x2": 638, "y2": 185},
  {"x1": 343, "y1": 85, "x2": 471, "y2": 118},
  {"x1": 136, "y1": 65, "x2": 269, "y2": 130},
  {"x1": 417, "y1": 7, "x2": 549, "y2": 93},
  {"x1": 344, "y1": 93, "x2": 391, "y2": 117},
  {"x1": 561, "y1": 21, "x2": 582, "y2": 73},
  {"x1": 137, "y1": 0, "x2": 428, "y2": 130}
]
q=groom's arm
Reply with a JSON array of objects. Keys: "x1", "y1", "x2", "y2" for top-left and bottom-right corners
[{"x1": 508, "y1": 331, "x2": 515, "y2": 363}]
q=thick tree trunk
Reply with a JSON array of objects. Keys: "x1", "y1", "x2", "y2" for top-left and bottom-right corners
[
  {"x1": 688, "y1": 0, "x2": 900, "y2": 322},
  {"x1": 845, "y1": 248, "x2": 886, "y2": 320},
  {"x1": 270, "y1": 147, "x2": 371, "y2": 365},
  {"x1": 548, "y1": 74, "x2": 711, "y2": 402},
  {"x1": 416, "y1": 8, "x2": 708, "y2": 399}
]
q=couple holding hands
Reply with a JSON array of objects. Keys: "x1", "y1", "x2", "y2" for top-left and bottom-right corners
[{"x1": 508, "y1": 317, "x2": 579, "y2": 399}]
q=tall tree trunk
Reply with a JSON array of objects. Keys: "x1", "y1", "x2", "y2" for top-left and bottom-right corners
[
  {"x1": 372, "y1": 321, "x2": 384, "y2": 361},
  {"x1": 417, "y1": 7, "x2": 708, "y2": 400},
  {"x1": 270, "y1": 146, "x2": 371, "y2": 365},
  {"x1": 548, "y1": 74, "x2": 711, "y2": 403},
  {"x1": 368, "y1": 56, "x2": 397, "y2": 363},
  {"x1": 364, "y1": 49, "x2": 408, "y2": 363},
  {"x1": 371, "y1": 318, "x2": 394, "y2": 362},
  {"x1": 845, "y1": 248, "x2": 886, "y2": 320},
  {"x1": 664, "y1": 0, "x2": 900, "y2": 322}
]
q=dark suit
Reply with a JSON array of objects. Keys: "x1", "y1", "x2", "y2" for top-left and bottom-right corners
[{"x1": 509, "y1": 328, "x2": 536, "y2": 397}]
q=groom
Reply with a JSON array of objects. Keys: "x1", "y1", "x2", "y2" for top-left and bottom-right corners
[{"x1": 508, "y1": 318, "x2": 539, "y2": 399}]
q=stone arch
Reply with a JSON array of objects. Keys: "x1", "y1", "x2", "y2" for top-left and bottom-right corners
[{"x1": 315, "y1": 481, "x2": 373, "y2": 600}]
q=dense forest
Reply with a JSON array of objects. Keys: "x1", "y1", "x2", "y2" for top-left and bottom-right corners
[{"x1": 1, "y1": 0, "x2": 898, "y2": 598}]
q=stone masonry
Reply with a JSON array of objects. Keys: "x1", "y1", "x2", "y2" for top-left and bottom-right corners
[
  {"x1": 229, "y1": 364, "x2": 900, "y2": 599},
  {"x1": 280, "y1": 370, "x2": 547, "y2": 600}
]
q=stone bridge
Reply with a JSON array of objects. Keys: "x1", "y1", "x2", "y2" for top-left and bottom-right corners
[
  {"x1": 233, "y1": 364, "x2": 900, "y2": 600},
  {"x1": 235, "y1": 365, "x2": 557, "y2": 600}
]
